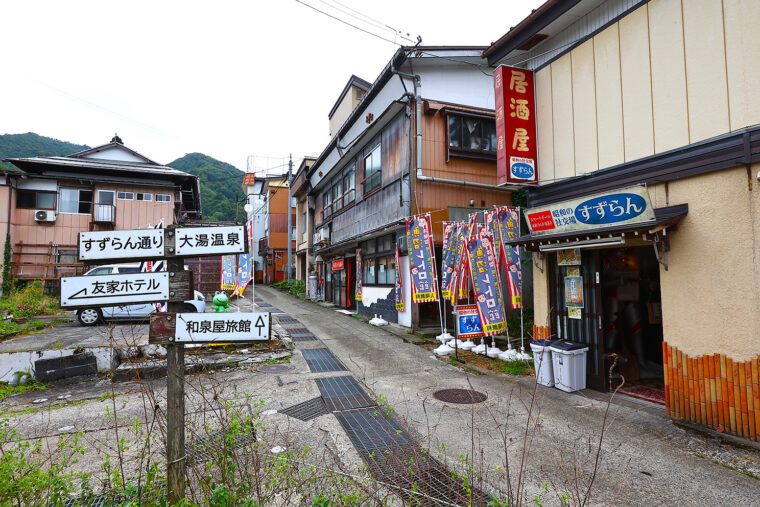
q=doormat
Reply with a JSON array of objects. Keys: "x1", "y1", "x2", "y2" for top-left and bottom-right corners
[{"x1": 617, "y1": 383, "x2": 666, "y2": 407}]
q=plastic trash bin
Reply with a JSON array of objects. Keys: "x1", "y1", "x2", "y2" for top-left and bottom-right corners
[
  {"x1": 530, "y1": 339, "x2": 558, "y2": 387},
  {"x1": 549, "y1": 341, "x2": 589, "y2": 392}
]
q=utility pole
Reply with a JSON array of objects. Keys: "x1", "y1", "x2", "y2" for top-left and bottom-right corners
[{"x1": 286, "y1": 154, "x2": 293, "y2": 282}]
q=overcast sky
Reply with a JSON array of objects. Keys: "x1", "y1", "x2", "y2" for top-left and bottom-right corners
[{"x1": 1, "y1": 0, "x2": 541, "y2": 172}]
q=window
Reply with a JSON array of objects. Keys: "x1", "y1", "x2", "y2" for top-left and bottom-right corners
[
  {"x1": 16, "y1": 189, "x2": 56, "y2": 210},
  {"x1": 59, "y1": 188, "x2": 93, "y2": 214},
  {"x1": 156, "y1": 193, "x2": 171, "y2": 202},
  {"x1": 86, "y1": 267, "x2": 112, "y2": 275},
  {"x1": 332, "y1": 178, "x2": 343, "y2": 212},
  {"x1": 363, "y1": 144, "x2": 381, "y2": 194},
  {"x1": 291, "y1": 226, "x2": 296, "y2": 240},
  {"x1": 323, "y1": 189, "x2": 332, "y2": 220},
  {"x1": 117, "y1": 191, "x2": 134, "y2": 200},
  {"x1": 448, "y1": 115, "x2": 496, "y2": 157},
  {"x1": 302, "y1": 211, "x2": 307, "y2": 236},
  {"x1": 360, "y1": 234, "x2": 396, "y2": 286},
  {"x1": 118, "y1": 266, "x2": 141, "y2": 273},
  {"x1": 343, "y1": 166, "x2": 355, "y2": 205},
  {"x1": 136, "y1": 193, "x2": 153, "y2": 201}
]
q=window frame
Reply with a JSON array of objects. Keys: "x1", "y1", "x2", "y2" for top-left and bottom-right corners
[
  {"x1": 360, "y1": 234, "x2": 396, "y2": 287},
  {"x1": 136, "y1": 192, "x2": 153, "y2": 202},
  {"x1": 58, "y1": 187, "x2": 93, "y2": 215},
  {"x1": 446, "y1": 114, "x2": 497, "y2": 160},
  {"x1": 156, "y1": 193, "x2": 172, "y2": 202},
  {"x1": 117, "y1": 191, "x2": 134, "y2": 200},
  {"x1": 363, "y1": 144, "x2": 382, "y2": 195},
  {"x1": 16, "y1": 189, "x2": 57, "y2": 210}
]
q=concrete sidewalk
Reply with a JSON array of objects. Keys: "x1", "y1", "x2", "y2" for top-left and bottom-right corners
[{"x1": 255, "y1": 286, "x2": 760, "y2": 505}]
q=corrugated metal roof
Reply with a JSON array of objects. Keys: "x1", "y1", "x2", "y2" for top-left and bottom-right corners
[{"x1": 5, "y1": 155, "x2": 193, "y2": 179}]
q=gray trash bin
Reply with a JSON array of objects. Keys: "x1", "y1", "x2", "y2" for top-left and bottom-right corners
[
  {"x1": 549, "y1": 341, "x2": 589, "y2": 392},
  {"x1": 530, "y1": 339, "x2": 558, "y2": 387}
]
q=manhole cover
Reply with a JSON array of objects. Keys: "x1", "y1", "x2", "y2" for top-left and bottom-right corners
[
  {"x1": 433, "y1": 389, "x2": 487, "y2": 404},
  {"x1": 257, "y1": 364, "x2": 292, "y2": 373}
]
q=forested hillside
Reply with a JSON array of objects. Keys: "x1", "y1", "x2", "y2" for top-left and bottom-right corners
[
  {"x1": 168, "y1": 153, "x2": 245, "y2": 222},
  {"x1": 0, "y1": 133, "x2": 88, "y2": 171}
]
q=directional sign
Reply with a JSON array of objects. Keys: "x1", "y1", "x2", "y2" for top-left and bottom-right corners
[
  {"x1": 79, "y1": 229, "x2": 165, "y2": 262},
  {"x1": 174, "y1": 226, "x2": 245, "y2": 256},
  {"x1": 61, "y1": 272, "x2": 169, "y2": 308},
  {"x1": 149, "y1": 312, "x2": 270, "y2": 343}
]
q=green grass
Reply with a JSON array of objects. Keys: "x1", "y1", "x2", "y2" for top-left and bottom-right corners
[
  {"x1": 495, "y1": 359, "x2": 533, "y2": 376},
  {"x1": 96, "y1": 392, "x2": 120, "y2": 402},
  {"x1": 0, "y1": 380, "x2": 48, "y2": 401},
  {"x1": 264, "y1": 355, "x2": 291, "y2": 365},
  {"x1": 0, "y1": 399, "x2": 84, "y2": 417}
]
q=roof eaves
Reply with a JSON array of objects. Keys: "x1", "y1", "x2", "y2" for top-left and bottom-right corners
[
  {"x1": 483, "y1": 0, "x2": 580, "y2": 66},
  {"x1": 66, "y1": 142, "x2": 160, "y2": 165}
]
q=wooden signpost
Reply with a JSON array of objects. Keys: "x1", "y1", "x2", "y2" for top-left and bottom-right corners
[{"x1": 67, "y1": 224, "x2": 269, "y2": 503}]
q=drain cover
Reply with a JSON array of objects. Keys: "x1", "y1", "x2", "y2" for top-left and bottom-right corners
[
  {"x1": 433, "y1": 389, "x2": 487, "y2": 404},
  {"x1": 258, "y1": 364, "x2": 292, "y2": 373}
]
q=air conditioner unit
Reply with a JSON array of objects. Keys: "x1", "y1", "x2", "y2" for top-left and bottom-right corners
[
  {"x1": 34, "y1": 210, "x2": 56, "y2": 222},
  {"x1": 319, "y1": 228, "x2": 329, "y2": 242}
]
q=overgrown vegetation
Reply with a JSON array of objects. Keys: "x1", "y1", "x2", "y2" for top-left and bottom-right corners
[
  {"x1": 1, "y1": 234, "x2": 11, "y2": 297},
  {"x1": 0, "y1": 132, "x2": 88, "y2": 173},
  {"x1": 270, "y1": 279, "x2": 306, "y2": 299},
  {"x1": 0, "y1": 379, "x2": 47, "y2": 401},
  {"x1": 0, "y1": 280, "x2": 60, "y2": 318}
]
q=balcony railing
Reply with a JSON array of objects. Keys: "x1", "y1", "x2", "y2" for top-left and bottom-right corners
[{"x1": 94, "y1": 204, "x2": 115, "y2": 223}]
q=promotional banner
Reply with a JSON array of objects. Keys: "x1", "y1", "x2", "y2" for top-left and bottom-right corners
[
  {"x1": 221, "y1": 255, "x2": 236, "y2": 290},
  {"x1": 494, "y1": 65, "x2": 538, "y2": 185},
  {"x1": 440, "y1": 222, "x2": 457, "y2": 299},
  {"x1": 355, "y1": 249, "x2": 363, "y2": 301},
  {"x1": 465, "y1": 228, "x2": 507, "y2": 336},
  {"x1": 485, "y1": 209, "x2": 501, "y2": 273},
  {"x1": 406, "y1": 214, "x2": 439, "y2": 303},
  {"x1": 455, "y1": 304, "x2": 484, "y2": 339},
  {"x1": 395, "y1": 244, "x2": 404, "y2": 311},
  {"x1": 497, "y1": 207, "x2": 522, "y2": 309},
  {"x1": 448, "y1": 223, "x2": 465, "y2": 304},
  {"x1": 232, "y1": 253, "x2": 252, "y2": 296},
  {"x1": 524, "y1": 185, "x2": 655, "y2": 235}
]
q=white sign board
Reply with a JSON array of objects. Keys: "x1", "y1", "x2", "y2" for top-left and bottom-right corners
[
  {"x1": 174, "y1": 312, "x2": 270, "y2": 342},
  {"x1": 174, "y1": 226, "x2": 246, "y2": 256},
  {"x1": 524, "y1": 185, "x2": 655, "y2": 236},
  {"x1": 61, "y1": 272, "x2": 169, "y2": 308},
  {"x1": 79, "y1": 229, "x2": 164, "y2": 261}
]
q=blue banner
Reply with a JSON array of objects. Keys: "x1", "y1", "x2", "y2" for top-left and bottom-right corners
[
  {"x1": 497, "y1": 207, "x2": 522, "y2": 309},
  {"x1": 221, "y1": 255, "x2": 236, "y2": 290},
  {"x1": 406, "y1": 215, "x2": 438, "y2": 303},
  {"x1": 465, "y1": 228, "x2": 507, "y2": 336},
  {"x1": 440, "y1": 222, "x2": 457, "y2": 299},
  {"x1": 233, "y1": 253, "x2": 252, "y2": 296}
]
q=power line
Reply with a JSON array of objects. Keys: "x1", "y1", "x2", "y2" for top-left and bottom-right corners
[
  {"x1": 294, "y1": 0, "x2": 407, "y2": 46},
  {"x1": 320, "y1": 0, "x2": 417, "y2": 44}
]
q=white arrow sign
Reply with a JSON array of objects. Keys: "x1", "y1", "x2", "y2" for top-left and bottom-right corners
[
  {"x1": 174, "y1": 226, "x2": 245, "y2": 256},
  {"x1": 61, "y1": 272, "x2": 169, "y2": 308},
  {"x1": 173, "y1": 312, "x2": 270, "y2": 342},
  {"x1": 79, "y1": 229, "x2": 165, "y2": 261}
]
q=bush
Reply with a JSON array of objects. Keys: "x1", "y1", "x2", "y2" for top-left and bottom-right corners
[
  {"x1": 0, "y1": 281, "x2": 60, "y2": 318},
  {"x1": 270, "y1": 280, "x2": 306, "y2": 299}
]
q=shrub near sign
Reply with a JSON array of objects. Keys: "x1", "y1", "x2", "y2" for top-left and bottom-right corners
[{"x1": 524, "y1": 186, "x2": 655, "y2": 236}]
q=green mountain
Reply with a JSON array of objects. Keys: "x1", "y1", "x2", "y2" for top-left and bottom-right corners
[
  {"x1": 0, "y1": 132, "x2": 89, "y2": 171},
  {"x1": 168, "y1": 153, "x2": 245, "y2": 222}
]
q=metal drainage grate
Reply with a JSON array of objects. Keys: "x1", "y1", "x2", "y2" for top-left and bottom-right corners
[
  {"x1": 185, "y1": 428, "x2": 257, "y2": 465},
  {"x1": 268, "y1": 307, "x2": 285, "y2": 314},
  {"x1": 433, "y1": 389, "x2": 487, "y2": 404},
  {"x1": 335, "y1": 408, "x2": 411, "y2": 453},
  {"x1": 286, "y1": 326, "x2": 310, "y2": 333},
  {"x1": 316, "y1": 376, "x2": 375, "y2": 412},
  {"x1": 257, "y1": 303, "x2": 272, "y2": 307},
  {"x1": 301, "y1": 348, "x2": 347, "y2": 373},
  {"x1": 277, "y1": 315, "x2": 300, "y2": 324},
  {"x1": 257, "y1": 364, "x2": 292, "y2": 373},
  {"x1": 280, "y1": 397, "x2": 329, "y2": 421},
  {"x1": 292, "y1": 333, "x2": 318, "y2": 342}
]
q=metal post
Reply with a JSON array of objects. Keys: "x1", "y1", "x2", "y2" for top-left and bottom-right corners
[
  {"x1": 165, "y1": 241, "x2": 185, "y2": 502},
  {"x1": 286, "y1": 154, "x2": 293, "y2": 282}
]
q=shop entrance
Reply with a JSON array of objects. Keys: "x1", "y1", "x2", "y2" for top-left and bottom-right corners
[
  {"x1": 549, "y1": 246, "x2": 664, "y2": 397},
  {"x1": 333, "y1": 268, "x2": 346, "y2": 308}
]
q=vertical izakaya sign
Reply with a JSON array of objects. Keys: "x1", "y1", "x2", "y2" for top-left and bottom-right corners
[
  {"x1": 465, "y1": 228, "x2": 506, "y2": 336},
  {"x1": 406, "y1": 214, "x2": 438, "y2": 303},
  {"x1": 221, "y1": 255, "x2": 236, "y2": 290},
  {"x1": 395, "y1": 244, "x2": 404, "y2": 311},
  {"x1": 498, "y1": 207, "x2": 522, "y2": 309},
  {"x1": 355, "y1": 249, "x2": 363, "y2": 301},
  {"x1": 440, "y1": 222, "x2": 457, "y2": 299},
  {"x1": 494, "y1": 65, "x2": 538, "y2": 185}
]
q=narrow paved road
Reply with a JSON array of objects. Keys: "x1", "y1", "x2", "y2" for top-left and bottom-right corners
[{"x1": 255, "y1": 286, "x2": 760, "y2": 506}]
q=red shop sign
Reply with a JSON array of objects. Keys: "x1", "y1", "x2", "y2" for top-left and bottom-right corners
[
  {"x1": 494, "y1": 65, "x2": 538, "y2": 185},
  {"x1": 332, "y1": 258, "x2": 344, "y2": 270}
]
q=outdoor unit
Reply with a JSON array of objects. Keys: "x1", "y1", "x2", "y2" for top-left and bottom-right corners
[
  {"x1": 319, "y1": 228, "x2": 329, "y2": 242},
  {"x1": 34, "y1": 210, "x2": 56, "y2": 222}
]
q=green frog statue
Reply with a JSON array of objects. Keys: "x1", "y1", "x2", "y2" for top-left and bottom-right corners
[{"x1": 211, "y1": 291, "x2": 230, "y2": 313}]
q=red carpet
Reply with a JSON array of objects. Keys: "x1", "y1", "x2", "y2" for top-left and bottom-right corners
[{"x1": 617, "y1": 383, "x2": 666, "y2": 406}]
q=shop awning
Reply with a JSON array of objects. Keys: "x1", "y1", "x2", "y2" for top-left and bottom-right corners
[{"x1": 513, "y1": 204, "x2": 688, "y2": 251}]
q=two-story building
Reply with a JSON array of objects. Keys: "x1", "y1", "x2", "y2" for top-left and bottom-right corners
[
  {"x1": 0, "y1": 136, "x2": 201, "y2": 291},
  {"x1": 486, "y1": 0, "x2": 760, "y2": 441},
  {"x1": 308, "y1": 47, "x2": 517, "y2": 329},
  {"x1": 290, "y1": 158, "x2": 316, "y2": 284}
]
